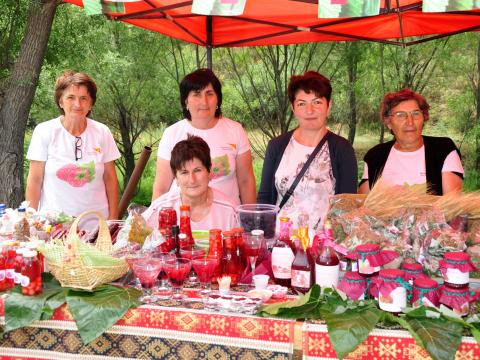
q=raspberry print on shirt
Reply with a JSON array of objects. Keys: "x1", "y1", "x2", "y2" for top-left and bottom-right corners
[
  {"x1": 56, "y1": 161, "x2": 96, "y2": 187},
  {"x1": 211, "y1": 154, "x2": 231, "y2": 180}
]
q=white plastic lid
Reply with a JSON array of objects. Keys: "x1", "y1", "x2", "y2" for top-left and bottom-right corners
[
  {"x1": 251, "y1": 229, "x2": 264, "y2": 236},
  {"x1": 23, "y1": 250, "x2": 37, "y2": 258}
]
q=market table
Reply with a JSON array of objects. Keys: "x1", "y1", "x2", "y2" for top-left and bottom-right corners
[{"x1": 0, "y1": 293, "x2": 479, "y2": 360}]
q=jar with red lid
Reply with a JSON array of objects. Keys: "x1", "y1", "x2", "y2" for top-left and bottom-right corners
[
  {"x1": 400, "y1": 262, "x2": 427, "y2": 282},
  {"x1": 439, "y1": 252, "x2": 477, "y2": 289},
  {"x1": 337, "y1": 271, "x2": 369, "y2": 300},
  {"x1": 411, "y1": 277, "x2": 439, "y2": 307},
  {"x1": 439, "y1": 286, "x2": 476, "y2": 317},
  {"x1": 353, "y1": 243, "x2": 399, "y2": 277},
  {"x1": 375, "y1": 269, "x2": 410, "y2": 313}
]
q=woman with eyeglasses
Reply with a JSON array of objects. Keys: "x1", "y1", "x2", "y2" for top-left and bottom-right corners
[
  {"x1": 26, "y1": 71, "x2": 120, "y2": 224},
  {"x1": 257, "y1": 71, "x2": 357, "y2": 231},
  {"x1": 152, "y1": 68, "x2": 256, "y2": 207},
  {"x1": 358, "y1": 88, "x2": 463, "y2": 195}
]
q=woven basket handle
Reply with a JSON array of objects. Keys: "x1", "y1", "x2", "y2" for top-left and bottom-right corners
[{"x1": 67, "y1": 210, "x2": 112, "y2": 253}]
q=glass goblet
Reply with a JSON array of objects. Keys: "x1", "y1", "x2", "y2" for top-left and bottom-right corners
[
  {"x1": 163, "y1": 257, "x2": 192, "y2": 301},
  {"x1": 151, "y1": 251, "x2": 176, "y2": 299},
  {"x1": 131, "y1": 257, "x2": 163, "y2": 304},
  {"x1": 192, "y1": 256, "x2": 219, "y2": 299},
  {"x1": 179, "y1": 247, "x2": 205, "y2": 286},
  {"x1": 125, "y1": 250, "x2": 145, "y2": 289},
  {"x1": 243, "y1": 232, "x2": 261, "y2": 286}
]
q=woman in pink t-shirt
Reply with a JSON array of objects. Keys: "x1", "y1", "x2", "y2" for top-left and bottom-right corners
[{"x1": 359, "y1": 89, "x2": 463, "y2": 195}]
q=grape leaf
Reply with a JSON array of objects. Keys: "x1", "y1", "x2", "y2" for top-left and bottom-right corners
[{"x1": 66, "y1": 285, "x2": 141, "y2": 343}]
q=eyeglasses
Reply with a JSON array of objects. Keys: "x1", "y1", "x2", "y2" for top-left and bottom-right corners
[
  {"x1": 75, "y1": 136, "x2": 82, "y2": 161},
  {"x1": 389, "y1": 110, "x2": 423, "y2": 121}
]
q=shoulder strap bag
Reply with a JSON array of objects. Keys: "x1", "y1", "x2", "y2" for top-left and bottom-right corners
[{"x1": 278, "y1": 131, "x2": 330, "y2": 210}]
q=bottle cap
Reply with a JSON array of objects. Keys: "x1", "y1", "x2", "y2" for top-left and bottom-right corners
[
  {"x1": 171, "y1": 225, "x2": 180, "y2": 235},
  {"x1": 179, "y1": 205, "x2": 190, "y2": 211},
  {"x1": 17, "y1": 207, "x2": 26, "y2": 213}
]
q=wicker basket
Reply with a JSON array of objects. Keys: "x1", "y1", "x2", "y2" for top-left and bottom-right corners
[{"x1": 46, "y1": 211, "x2": 129, "y2": 291}]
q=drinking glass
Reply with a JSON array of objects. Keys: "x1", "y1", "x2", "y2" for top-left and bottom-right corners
[
  {"x1": 151, "y1": 251, "x2": 176, "y2": 299},
  {"x1": 131, "y1": 257, "x2": 163, "y2": 303},
  {"x1": 124, "y1": 250, "x2": 145, "y2": 289},
  {"x1": 163, "y1": 257, "x2": 192, "y2": 300},
  {"x1": 179, "y1": 247, "x2": 205, "y2": 285},
  {"x1": 243, "y1": 232, "x2": 262, "y2": 285},
  {"x1": 192, "y1": 256, "x2": 219, "y2": 298}
]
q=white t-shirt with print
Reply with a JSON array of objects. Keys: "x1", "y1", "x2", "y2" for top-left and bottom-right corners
[
  {"x1": 157, "y1": 117, "x2": 251, "y2": 206},
  {"x1": 142, "y1": 187, "x2": 238, "y2": 231},
  {"x1": 27, "y1": 117, "x2": 120, "y2": 220},
  {"x1": 361, "y1": 146, "x2": 464, "y2": 186},
  {"x1": 275, "y1": 137, "x2": 335, "y2": 232}
]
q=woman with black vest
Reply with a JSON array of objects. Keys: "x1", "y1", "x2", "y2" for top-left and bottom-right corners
[{"x1": 359, "y1": 89, "x2": 463, "y2": 195}]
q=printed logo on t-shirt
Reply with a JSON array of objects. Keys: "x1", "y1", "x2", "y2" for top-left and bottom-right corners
[
  {"x1": 56, "y1": 161, "x2": 96, "y2": 187},
  {"x1": 211, "y1": 154, "x2": 231, "y2": 179}
]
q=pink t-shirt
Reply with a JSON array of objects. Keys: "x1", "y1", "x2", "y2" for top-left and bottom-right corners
[{"x1": 362, "y1": 146, "x2": 463, "y2": 186}]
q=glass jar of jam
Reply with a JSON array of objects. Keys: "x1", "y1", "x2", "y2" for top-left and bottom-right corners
[
  {"x1": 400, "y1": 262, "x2": 426, "y2": 283},
  {"x1": 411, "y1": 277, "x2": 439, "y2": 308},
  {"x1": 376, "y1": 269, "x2": 409, "y2": 314},
  {"x1": 439, "y1": 252, "x2": 477, "y2": 289},
  {"x1": 439, "y1": 286, "x2": 475, "y2": 317},
  {"x1": 355, "y1": 243, "x2": 381, "y2": 277},
  {"x1": 20, "y1": 250, "x2": 42, "y2": 296},
  {"x1": 337, "y1": 271, "x2": 368, "y2": 300}
]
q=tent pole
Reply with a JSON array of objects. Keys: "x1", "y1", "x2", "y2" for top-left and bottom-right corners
[{"x1": 207, "y1": 16, "x2": 213, "y2": 69}]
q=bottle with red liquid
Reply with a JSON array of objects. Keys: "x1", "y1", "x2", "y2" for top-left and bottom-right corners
[
  {"x1": 314, "y1": 221, "x2": 339, "y2": 289},
  {"x1": 222, "y1": 230, "x2": 241, "y2": 286},
  {"x1": 291, "y1": 225, "x2": 314, "y2": 294},
  {"x1": 171, "y1": 225, "x2": 180, "y2": 255},
  {"x1": 20, "y1": 250, "x2": 42, "y2": 296},
  {"x1": 231, "y1": 227, "x2": 245, "y2": 268},
  {"x1": 271, "y1": 217, "x2": 295, "y2": 287},
  {"x1": 179, "y1": 205, "x2": 194, "y2": 249},
  {"x1": 208, "y1": 229, "x2": 223, "y2": 281}
]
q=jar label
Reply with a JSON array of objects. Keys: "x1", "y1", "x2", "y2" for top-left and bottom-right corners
[
  {"x1": 6, "y1": 269, "x2": 14, "y2": 279},
  {"x1": 445, "y1": 268, "x2": 469, "y2": 285},
  {"x1": 379, "y1": 287, "x2": 407, "y2": 313},
  {"x1": 271, "y1": 247, "x2": 294, "y2": 279},
  {"x1": 20, "y1": 275, "x2": 30, "y2": 287},
  {"x1": 358, "y1": 259, "x2": 380, "y2": 275},
  {"x1": 315, "y1": 264, "x2": 339, "y2": 288},
  {"x1": 291, "y1": 270, "x2": 311, "y2": 289},
  {"x1": 14, "y1": 272, "x2": 22, "y2": 284}
]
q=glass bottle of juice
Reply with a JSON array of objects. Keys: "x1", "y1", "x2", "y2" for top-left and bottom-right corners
[
  {"x1": 20, "y1": 250, "x2": 42, "y2": 296},
  {"x1": 314, "y1": 221, "x2": 339, "y2": 289},
  {"x1": 222, "y1": 230, "x2": 241, "y2": 286},
  {"x1": 179, "y1": 205, "x2": 194, "y2": 249},
  {"x1": 291, "y1": 227, "x2": 314, "y2": 294},
  {"x1": 271, "y1": 217, "x2": 295, "y2": 287},
  {"x1": 208, "y1": 229, "x2": 223, "y2": 281}
]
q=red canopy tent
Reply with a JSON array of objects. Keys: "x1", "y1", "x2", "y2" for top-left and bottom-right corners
[{"x1": 65, "y1": 0, "x2": 480, "y2": 48}]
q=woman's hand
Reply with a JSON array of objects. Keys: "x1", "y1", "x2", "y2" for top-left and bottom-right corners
[
  {"x1": 25, "y1": 160, "x2": 46, "y2": 210},
  {"x1": 236, "y1": 150, "x2": 257, "y2": 204},
  {"x1": 103, "y1": 161, "x2": 119, "y2": 219}
]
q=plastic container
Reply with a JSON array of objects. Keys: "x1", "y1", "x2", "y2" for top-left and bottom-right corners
[{"x1": 237, "y1": 204, "x2": 278, "y2": 248}]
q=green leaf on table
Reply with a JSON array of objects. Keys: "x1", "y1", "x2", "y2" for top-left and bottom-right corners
[
  {"x1": 403, "y1": 316, "x2": 464, "y2": 360},
  {"x1": 257, "y1": 284, "x2": 322, "y2": 319},
  {"x1": 4, "y1": 283, "x2": 66, "y2": 332},
  {"x1": 465, "y1": 315, "x2": 480, "y2": 343},
  {"x1": 66, "y1": 285, "x2": 141, "y2": 344},
  {"x1": 320, "y1": 302, "x2": 380, "y2": 359}
]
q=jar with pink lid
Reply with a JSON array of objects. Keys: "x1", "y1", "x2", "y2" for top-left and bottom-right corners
[
  {"x1": 374, "y1": 269, "x2": 410, "y2": 313},
  {"x1": 411, "y1": 277, "x2": 439, "y2": 308},
  {"x1": 353, "y1": 243, "x2": 399, "y2": 277},
  {"x1": 439, "y1": 252, "x2": 477, "y2": 289},
  {"x1": 337, "y1": 271, "x2": 369, "y2": 300}
]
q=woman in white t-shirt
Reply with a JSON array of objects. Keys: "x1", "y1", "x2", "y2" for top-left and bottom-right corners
[
  {"x1": 143, "y1": 135, "x2": 238, "y2": 231},
  {"x1": 152, "y1": 68, "x2": 256, "y2": 206},
  {"x1": 26, "y1": 71, "x2": 121, "y2": 221},
  {"x1": 359, "y1": 88, "x2": 464, "y2": 195}
]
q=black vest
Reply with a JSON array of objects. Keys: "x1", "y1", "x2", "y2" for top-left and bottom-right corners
[{"x1": 364, "y1": 136, "x2": 461, "y2": 195}]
